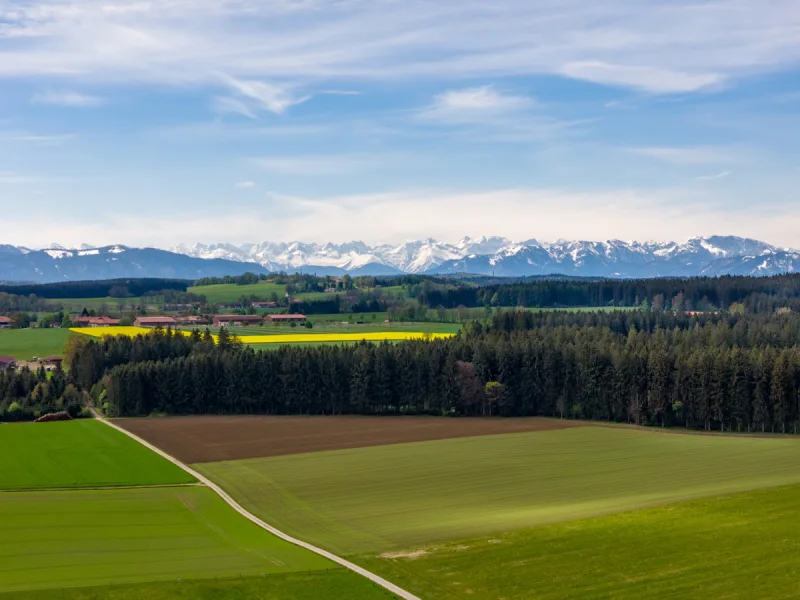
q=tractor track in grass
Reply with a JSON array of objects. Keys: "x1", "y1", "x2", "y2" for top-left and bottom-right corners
[
  {"x1": 94, "y1": 413, "x2": 421, "y2": 600},
  {"x1": 0, "y1": 482, "x2": 204, "y2": 493}
]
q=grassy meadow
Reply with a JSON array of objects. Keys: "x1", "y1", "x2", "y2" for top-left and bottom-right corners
[
  {"x1": 197, "y1": 426, "x2": 800, "y2": 555},
  {"x1": 187, "y1": 282, "x2": 286, "y2": 303},
  {"x1": 0, "y1": 486, "x2": 332, "y2": 593},
  {"x1": 1, "y1": 572, "x2": 397, "y2": 600},
  {"x1": 0, "y1": 328, "x2": 72, "y2": 360},
  {"x1": 0, "y1": 420, "x2": 195, "y2": 490},
  {"x1": 359, "y1": 484, "x2": 800, "y2": 599}
]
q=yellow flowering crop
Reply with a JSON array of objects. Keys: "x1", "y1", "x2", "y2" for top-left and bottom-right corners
[{"x1": 70, "y1": 327, "x2": 455, "y2": 344}]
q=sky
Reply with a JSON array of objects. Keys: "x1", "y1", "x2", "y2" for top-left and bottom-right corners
[{"x1": 1, "y1": 0, "x2": 799, "y2": 249}]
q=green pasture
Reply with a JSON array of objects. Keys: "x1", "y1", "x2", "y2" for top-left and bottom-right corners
[
  {"x1": 0, "y1": 486, "x2": 332, "y2": 594},
  {"x1": 53, "y1": 297, "x2": 143, "y2": 311},
  {"x1": 187, "y1": 282, "x2": 286, "y2": 303},
  {"x1": 361, "y1": 484, "x2": 800, "y2": 600},
  {"x1": 197, "y1": 426, "x2": 800, "y2": 555},
  {"x1": 0, "y1": 420, "x2": 194, "y2": 490},
  {"x1": 1, "y1": 572, "x2": 396, "y2": 600},
  {"x1": 0, "y1": 328, "x2": 72, "y2": 360},
  {"x1": 184, "y1": 321, "x2": 461, "y2": 338}
]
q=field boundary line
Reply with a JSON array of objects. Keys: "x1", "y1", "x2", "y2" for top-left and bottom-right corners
[
  {"x1": 96, "y1": 415, "x2": 421, "y2": 600},
  {"x1": 0, "y1": 482, "x2": 204, "y2": 494}
]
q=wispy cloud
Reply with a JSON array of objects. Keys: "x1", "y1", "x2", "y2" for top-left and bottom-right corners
[
  {"x1": 1, "y1": 1, "x2": 797, "y2": 95},
  {"x1": 235, "y1": 180, "x2": 256, "y2": 189},
  {"x1": 696, "y1": 170, "x2": 733, "y2": 181},
  {"x1": 560, "y1": 62, "x2": 721, "y2": 94},
  {"x1": 421, "y1": 86, "x2": 533, "y2": 124},
  {"x1": 32, "y1": 90, "x2": 104, "y2": 107},
  {"x1": 1, "y1": 131, "x2": 74, "y2": 145},
  {"x1": 222, "y1": 76, "x2": 310, "y2": 116},
  {"x1": 252, "y1": 154, "x2": 379, "y2": 176},
  {"x1": 626, "y1": 146, "x2": 742, "y2": 165},
  {"x1": 211, "y1": 96, "x2": 258, "y2": 120}
]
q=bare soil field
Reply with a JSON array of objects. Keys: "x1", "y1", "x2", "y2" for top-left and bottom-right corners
[{"x1": 116, "y1": 416, "x2": 582, "y2": 464}]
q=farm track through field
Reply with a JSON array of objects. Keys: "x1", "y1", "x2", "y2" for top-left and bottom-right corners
[{"x1": 95, "y1": 414, "x2": 419, "y2": 600}]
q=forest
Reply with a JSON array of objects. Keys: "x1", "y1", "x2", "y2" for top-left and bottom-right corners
[{"x1": 0, "y1": 311, "x2": 786, "y2": 433}]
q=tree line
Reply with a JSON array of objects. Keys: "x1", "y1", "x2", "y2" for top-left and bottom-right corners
[
  {"x1": 0, "y1": 366, "x2": 88, "y2": 422},
  {"x1": 35, "y1": 310, "x2": 799, "y2": 434}
]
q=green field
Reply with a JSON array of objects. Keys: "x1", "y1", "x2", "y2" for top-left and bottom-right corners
[
  {"x1": 187, "y1": 282, "x2": 286, "y2": 303},
  {"x1": 1, "y1": 572, "x2": 396, "y2": 600},
  {"x1": 53, "y1": 297, "x2": 143, "y2": 311},
  {"x1": 197, "y1": 427, "x2": 800, "y2": 555},
  {"x1": 0, "y1": 328, "x2": 72, "y2": 360},
  {"x1": 0, "y1": 420, "x2": 195, "y2": 490},
  {"x1": 359, "y1": 484, "x2": 800, "y2": 599},
  {"x1": 188, "y1": 321, "x2": 461, "y2": 338},
  {"x1": 0, "y1": 486, "x2": 332, "y2": 593}
]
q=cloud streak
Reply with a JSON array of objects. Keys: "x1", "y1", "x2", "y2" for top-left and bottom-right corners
[
  {"x1": 0, "y1": 1, "x2": 798, "y2": 94},
  {"x1": 696, "y1": 170, "x2": 733, "y2": 181},
  {"x1": 32, "y1": 90, "x2": 105, "y2": 107}
]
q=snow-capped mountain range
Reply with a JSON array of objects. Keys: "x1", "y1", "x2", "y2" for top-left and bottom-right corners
[
  {"x1": 2, "y1": 236, "x2": 799, "y2": 283},
  {"x1": 171, "y1": 236, "x2": 800, "y2": 278}
]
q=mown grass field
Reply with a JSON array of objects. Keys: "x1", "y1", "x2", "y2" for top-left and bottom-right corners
[
  {"x1": 196, "y1": 426, "x2": 800, "y2": 555},
  {"x1": 0, "y1": 486, "x2": 333, "y2": 593},
  {"x1": 53, "y1": 297, "x2": 143, "y2": 311},
  {"x1": 0, "y1": 420, "x2": 195, "y2": 490},
  {"x1": 0, "y1": 328, "x2": 72, "y2": 360},
  {"x1": 187, "y1": 282, "x2": 286, "y2": 303},
  {"x1": 359, "y1": 484, "x2": 800, "y2": 599},
  {"x1": 1, "y1": 572, "x2": 397, "y2": 600}
]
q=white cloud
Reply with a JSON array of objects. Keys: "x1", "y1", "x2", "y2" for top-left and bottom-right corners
[
  {"x1": 696, "y1": 170, "x2": 733, "y2": 181},
  {"x1": 235, "y1": 180, "x2": 256, "y2": 188},
  {"x1": 222, "y1": 76, "x2": 310, "y2": 115},
  {"x1": 8, "y1": 186, "x2": 800, "y2": 249},
  {"x1": 211, "y1": 96, "x2": 257, "y2": 119},
  {"x1": 420, "y1": 86, "x2": 533, "y2": 124},
  {"x1": 252, "y1": 154, "x2": 378, "y2": 175},
  {"x1": 559, "y1": 62, "x2": 721, "y2": 94},
  {"x1": 0, "y1": 1, "x2": 798, "y2": 94},
  {"x1": 32, "y1": 90, "x2": 104, "y2": 107},
  {"x1": 626, "y1": 146, "x2": 742, "y2": 165}
]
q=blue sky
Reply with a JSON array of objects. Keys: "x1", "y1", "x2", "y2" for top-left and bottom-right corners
[{"x1": 1, "y1": 0, "x2": 799, "y2": 249}]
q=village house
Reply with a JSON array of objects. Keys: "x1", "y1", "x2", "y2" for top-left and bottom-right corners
[
  {"x1": 251, "y1": 301, "x2": 278, "y2": 309},
  {"x1": 39, "y1": 356, "x2": 63, "y2": 371},
  {"x1": 72, "y1": 316, "x2": 121, "y2": 327},
  {"x1": 133, "y1": 316, "x2": 178, "y2": 328},
  {"x1": 0, "y1": 316, "x2": 11, "y2": 328},
  {"x1": 212, "y1": 314, "x2": 264, "y2": 326},
  {"x1": 267, "y1": 314, "x2": 307, "y2": 323},
  {"x1": 176, "y1": 315, "x2": 210, "y2": 326},
  {"x1": 0, "y1": 356, "x2": 17, "y2": 371}
]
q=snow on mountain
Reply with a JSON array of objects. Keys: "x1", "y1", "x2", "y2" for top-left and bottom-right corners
[{"x1": 166, "y1": 235, "x2": 794, "y2": 278}]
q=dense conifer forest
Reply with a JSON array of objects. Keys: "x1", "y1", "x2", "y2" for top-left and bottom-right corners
[{"x1": 12, "y1": 311, "x2": 791, "y2": 433}]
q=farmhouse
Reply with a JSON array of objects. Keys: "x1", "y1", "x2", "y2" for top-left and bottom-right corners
[
  {"x1": 252, "y1": 301, "x2": 278, "y2": 309},
  {"x1": 72, "y1": 316, "x2": 121, "y2": 327},
  {"x1": 39, "y1": 356, "x2": 63, "y2": 371},
  {"x1": 0, "y1": 356, "x2": 17, "y2": 371},
  {"x1": 267, "y1": 314, "x2": 307, "y2": 323},
  {"x1": 0, "y1": 316, "x2": 11, "y2": 328},
  {"x1": 212, "y1": 314, "x2": 264, "y2": 326},
  {"x1": 176, "y1": 315, "x2": 210, "y2": 326},
  {"x1": 133, "y1": 316, "x2": 177, "y2": 328}
]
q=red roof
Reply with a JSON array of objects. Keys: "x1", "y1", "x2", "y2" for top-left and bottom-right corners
[
  {"x1": 0, "y1": 317, "x2": 11, "y2": 324},
  {"x1": 213, "y1": 314, "x2": 264, "y2": 321},
  {"x1": 134, "y1": 316, "x2": 177, "y2": 324},
  {"x1": 268, "y1": 314, "x2": 307, "y2": 320},
  {"x1": 0, "y1": 356, "x2": 16, "y2": 364}
]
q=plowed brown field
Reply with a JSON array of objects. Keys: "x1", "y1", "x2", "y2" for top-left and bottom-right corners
[{"x1": 116, "y1": 416, "x2": 581, "y2": 464}]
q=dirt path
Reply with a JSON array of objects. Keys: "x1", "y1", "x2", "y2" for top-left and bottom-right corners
[{"x1": 94, "y1": 413, "x2": 420, "y2": 600}]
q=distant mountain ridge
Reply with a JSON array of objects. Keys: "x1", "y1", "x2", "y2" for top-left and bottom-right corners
[
  {"x1": 171, "y1": 236, "x2": 799, "y2": 278},
  {"x1": 0, "y1": 244, "x2": 268, "y2": 284},
  {"x1": 1, "y1": 236, "x2": 798, "y2": 283}
]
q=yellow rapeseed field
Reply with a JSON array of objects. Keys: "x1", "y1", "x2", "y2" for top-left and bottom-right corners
[{"x1": 70, "y1": 327, "x2": 454, "y2": 344}]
